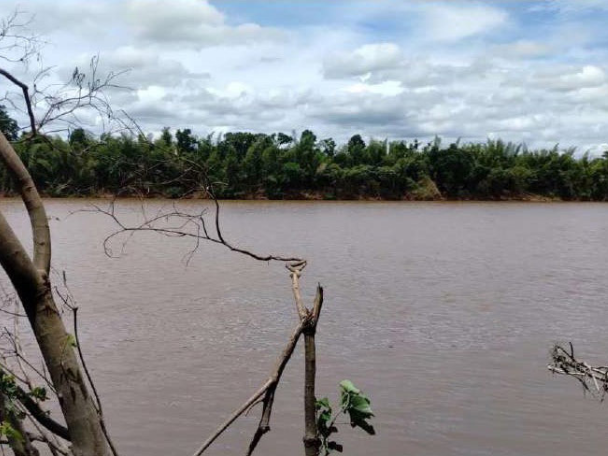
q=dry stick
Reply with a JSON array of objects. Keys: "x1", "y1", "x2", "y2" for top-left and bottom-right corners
[
  {"x1": 193, "y1": 319, "x2": 307, "y2": 456},
  {"x1": 303, "y1": 330, "x2": 318, "y2": 456},
  {"x1": 3, "y1": 329, "x2": 57, "y2": 393},
  {"x1": 0, "y1": 69, "x2": 36, "y2": 135},
  {"x1": 12, "y1": 309, "x2": 34, "y2": 391},
  {"x1": 287, "y1": 261, "x2": 309, "y2": 319},
  {"x1": 302, "y1": 287, "x2": 323, "y2": 456},
  {"x1": 192, "y1": 379, "x2": 272, "y2": 456},
  {"x1": 86, "y1": 204, "x2": 303, "y2": 264},
  {"x1": 194, "y1": 262, "x2": 322, "y2": 456},
  {"x1": 246, "y1": 319, "x2": 309, "y2": 456},
  {"x1": 549, "y1": 344, "x2": 608, "y2": 400},
  {"x1": 286, "y1": 263, "x2": 324, "y2": 456}
]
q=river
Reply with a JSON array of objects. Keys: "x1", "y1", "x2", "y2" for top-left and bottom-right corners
[{"x1": 1, "y1": 200, "x2": 608, "y2": 456}]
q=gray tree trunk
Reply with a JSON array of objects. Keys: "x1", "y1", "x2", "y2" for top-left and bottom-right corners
[{"x1": 0, "y1": 132, "x2": 110, "y2": 456}]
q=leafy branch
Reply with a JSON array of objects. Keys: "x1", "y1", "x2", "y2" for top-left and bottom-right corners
[{"x1": 316, "y1": 380, "x2": 375, "y2": 455}]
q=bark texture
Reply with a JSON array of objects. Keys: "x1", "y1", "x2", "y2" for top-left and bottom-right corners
[
  {"x1": 0, "y1": 132, "x2": 109, "y2": 456},
  {"x1": 303, "y1": 330, "x2": 320, "y2": 456}
]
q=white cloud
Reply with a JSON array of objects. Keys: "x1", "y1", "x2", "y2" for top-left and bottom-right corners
[
  {"x1": 548, "y1": 0, "x2": 608, "y2": 12},
  {"x1": 125, "y1": 0, "x2": 282, "y2": 47},
  {"x1": 345, "y1": 81, "x2": 404, "y2": 96},
  {"x1": 207, "y1": 82, "x2": 251, "y2": 99},
  {"x1": 493, "y1": 40, "x2": 552, "y2": 59},
  {"x1": 137, "y1": 85, "x2": 167, "y2": 103},
  {"x1": 531, "y1": 65, "x2": 607, "y2": 91},
  {"x1": 422, "y1": 3, "x2": 509, "y2": 42},
  {"x1": 324, "y1": 43, "x2": 403, "y2": 79},
  {"x1": 1, "y1": 0, "x2": 608, "y2": 152}
]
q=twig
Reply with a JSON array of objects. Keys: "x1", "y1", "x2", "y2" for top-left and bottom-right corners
[
  {"x1": 72, "y1": 307, "x2": 119, "y2": 456},
  {"x1": 192, "y1": 379, "x2": 272, "y2": 456},
  {"x1": 194, "y1": 317, "x2": 308, "y2": 456}
]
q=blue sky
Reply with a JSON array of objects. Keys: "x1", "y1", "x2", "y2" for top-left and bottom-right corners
[{"x1": 2, "y1": 0, "x2": 608, "y2": 152}]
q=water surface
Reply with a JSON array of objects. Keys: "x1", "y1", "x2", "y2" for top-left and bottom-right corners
[{"x1": 2, "y1": 200, "x2": 608, "y2": 456}]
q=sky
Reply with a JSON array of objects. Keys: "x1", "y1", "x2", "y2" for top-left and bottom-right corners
[{"x1": 2, "y1": 0, "x2": 608, "y2": 152}]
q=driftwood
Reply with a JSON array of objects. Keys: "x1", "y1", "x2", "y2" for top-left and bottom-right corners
[{"x1": 549, "y1": 343, "x2": 608, "y2": 400}]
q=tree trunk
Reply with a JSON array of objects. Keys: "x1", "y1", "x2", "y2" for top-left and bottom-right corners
[{"x1": 0, "y1": 132, "x2": 110, "y2": 456}]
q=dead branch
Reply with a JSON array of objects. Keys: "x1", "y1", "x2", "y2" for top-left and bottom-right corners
[
  {"x1": 549, "y1": 343, "x2": 608, "y2": 401},
  {"x1": 33, "y1": 55, "x2": 132, "y2": 134},
  {"x1": 85, "y1": 201, "x2": 303, "y2": 264},
  {"x1": 0, "y1": 11, "x2": 43, "y2": 65},
  {"x1": 0, "y1": 69, "x2": 36, "y2": 135},
  {"x1": 191, "y1": 262, "x2": 324, "y2": 456}
]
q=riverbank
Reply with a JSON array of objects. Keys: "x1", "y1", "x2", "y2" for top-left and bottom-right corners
[
  {"x1": 0, "y1": 191, "x2": 579, "y2": 202},
  {"x1": 5, "y1": 132, "x2": 608, "y2": 202}
]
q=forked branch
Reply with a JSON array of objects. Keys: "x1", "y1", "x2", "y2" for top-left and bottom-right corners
[{"x1": 191, "y1": 261, "x2": 324, "y2": 456}]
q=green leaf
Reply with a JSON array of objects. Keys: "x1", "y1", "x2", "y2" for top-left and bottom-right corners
[
  {"x1": 351, "y1": 419, "x2": 376, "y2": 436},
  {"x1": 0, "y1": 374, "x2": 19, "y2": 398},
  {"x1": 0, "y1": 421, "x2": 24, "y2": 443},
  {"x1": 29, "y1": 386, "x2": 48, "y2": 401},
  {"x1": 339, "y1": 380, "x2": 360, "y2": 394},
  {"x1": 316, "y1": 397, "x2": 331, "y2": 410},
  {"x1": 339, "y1": 380, "x2": 376, "y2": 435},
  {"x1": 66, "y1": 333, "x2": 78, "y2": 347},
  {"x1": 349, "y1": 394, "x2": 374, "y2": 417}
]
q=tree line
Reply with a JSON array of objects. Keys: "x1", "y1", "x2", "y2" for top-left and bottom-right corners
[{"x1": 2, "y1": 107, "x2": 608, "y2": 201}]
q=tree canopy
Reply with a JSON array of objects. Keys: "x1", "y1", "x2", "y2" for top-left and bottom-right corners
[
  {"x1": 2, "y1": 117, "x2": 607, "y2": 201},
  {"x1": 0, "y1": 106, "x2": 19, "y2": 142}
]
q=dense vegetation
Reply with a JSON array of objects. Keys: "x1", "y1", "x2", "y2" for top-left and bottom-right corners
[{"x1": 2, "y1": 108, "x2": 608, "y2": 201}]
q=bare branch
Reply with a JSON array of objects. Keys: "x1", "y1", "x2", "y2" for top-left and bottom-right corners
[
  {"x1": 549, "y1": 343, "x2": 608, "y2": 401},
  {"x1": 193, "y1": 317, "x2": 307, "y2": 456},
  {"x1": 287, "y1": 261, "x2": 309, "y2": 319},
  {"x1": 84, "y1": 202, "x2": 303, "y2": 264},
  {"x1": 0, "y1": 69, "x2": 36, "y2": 134}
]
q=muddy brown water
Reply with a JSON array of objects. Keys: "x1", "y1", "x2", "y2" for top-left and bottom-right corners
[{"x1": 1, "y1": 199, "x2": 608, "y2": 456}]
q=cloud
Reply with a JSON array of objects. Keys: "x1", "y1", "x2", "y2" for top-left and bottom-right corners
[
  {"x1": 547, "y1": 0, "x2": 608, "y2": 12},
  {"x1": 420, "y1": 3, "x2": 509, "y2": 42},
  {"x1": 58, "y1": 46, "x2": 210, "y2": 92},
  {"x1": 530, "y1": 65, "x2": 607, "y2": 91},
  {"x1": 492, "y1": 40, "x2": 552, "y2": 59},
  {"x1": 323, "y1": 43, "x2": 403, "y2": 79},
  {"x1": 20, "y1": 1, "x2": 116, "y2": 36},
  {"x1": 125, "y1": 0, "x2": 283, "y2": 47},
  {"x1": 2, "y1": 0, "x2": 608, "y2": 153}
]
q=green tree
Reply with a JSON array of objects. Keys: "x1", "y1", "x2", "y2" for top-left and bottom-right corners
[
  {"x1": 176, "y1": 128, "x2": 197, "y2": 154},
  {"x1": 347, "y1": 134, "x2": 366, "y2": 165},
  {"x1": 0, "y1": 105, "x2": 19, "y2": 141}
]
